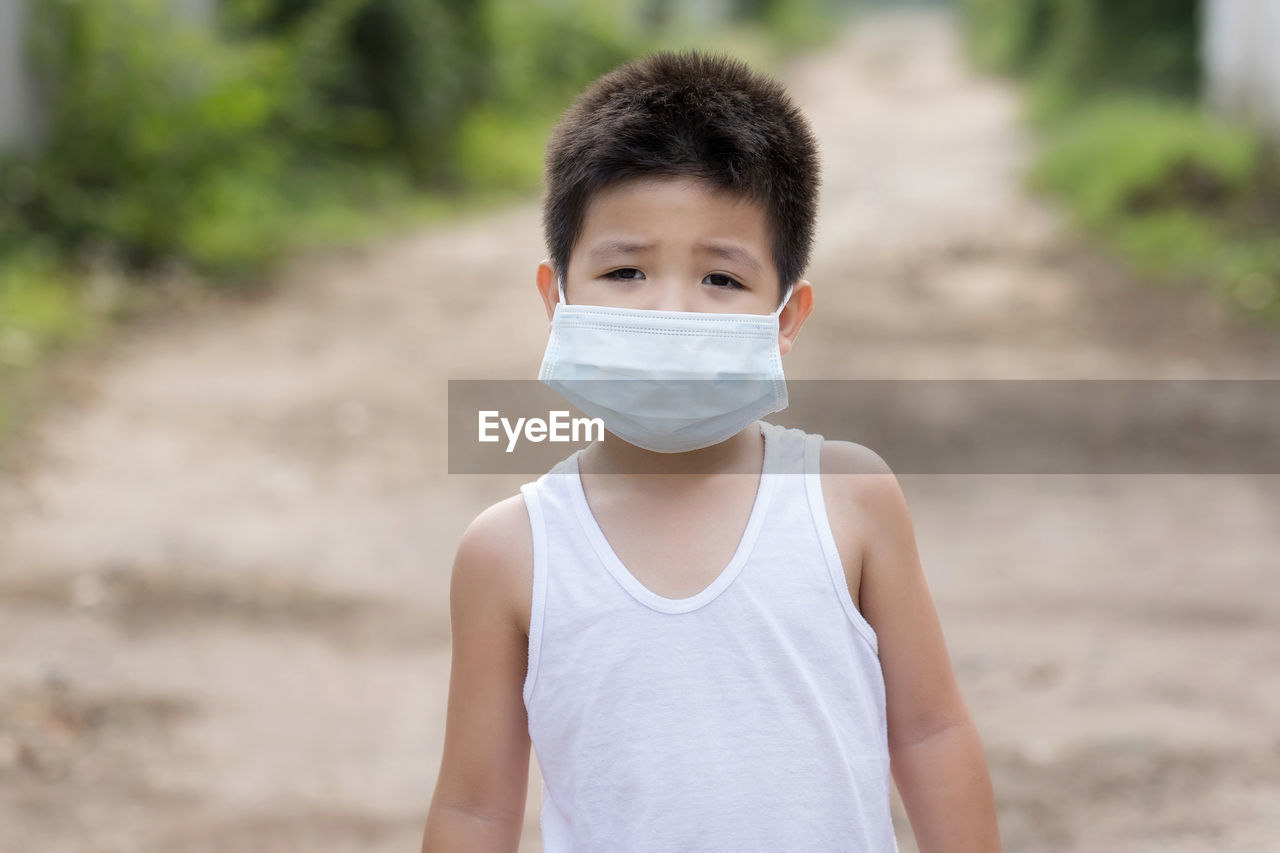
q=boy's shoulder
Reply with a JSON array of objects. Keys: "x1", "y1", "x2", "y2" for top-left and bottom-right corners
[
  {"x1": 816, "y1": 435, "x2": 893, "y2": 481},
  {"x1": 814, "y1": 435, "x2": 910, "y2": 540},
  {"x1": 450, "y1": 492, "x2": 533, "y2": 635}
]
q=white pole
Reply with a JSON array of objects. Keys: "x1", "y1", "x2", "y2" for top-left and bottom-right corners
[
  {"x1": 1203, "y1": 0, "x2": 1280, "y2": 137},
  {"x1": 0, "y1": 0, "x2": 42, "y2": 151}
]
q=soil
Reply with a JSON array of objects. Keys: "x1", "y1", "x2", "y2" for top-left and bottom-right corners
[{"x1": 1, "y1": 8, "x2": 1277, "y2": 852}]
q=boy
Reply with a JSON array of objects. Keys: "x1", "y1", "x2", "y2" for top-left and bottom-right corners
[{"x1": 422, "y1": 50, "x2": 1000, "y2": 852}]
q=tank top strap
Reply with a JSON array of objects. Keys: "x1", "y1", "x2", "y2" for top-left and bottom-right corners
[
  {"x1": 518, "y1": 447, "x2": 593, "y2": 707},
  {"x1": 798, "y1": 428, "x2": 881, "y2": 654},
  {"x1": 757, "y1": 419, "x2": 807, "y2": 476}
]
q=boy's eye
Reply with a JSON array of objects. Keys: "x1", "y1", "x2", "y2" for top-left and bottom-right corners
[
  {"x1": 601, "y1": 269, "x2": 744, "y2": 289},
  {"x1": 704, "y1": 273, "x2": 745, "y2": 289}
]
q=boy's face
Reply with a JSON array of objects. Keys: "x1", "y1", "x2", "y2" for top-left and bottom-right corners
[{"x1": 537, "y1": 175, "x2": 813, "y2": 355}]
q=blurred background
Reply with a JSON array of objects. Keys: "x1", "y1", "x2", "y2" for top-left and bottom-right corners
[{"x1": 0, "y1": 1, "x2": 1278, "y2": 851}]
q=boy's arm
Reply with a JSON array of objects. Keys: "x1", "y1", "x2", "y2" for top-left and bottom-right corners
[
  {"x1": 823, "y1": 441, "x2": 1000, "y2": 853},
  {"x1": 421, "y1": 495, "x2": 534, "y2": 853}
]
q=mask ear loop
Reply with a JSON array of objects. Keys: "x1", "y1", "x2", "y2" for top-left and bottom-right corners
[
  {"x1": 773, "y1": 283, "x2": 794, "y2": 317},
  {"x1": 557, "y1": 273, "x2": 568, "y2": 306}
]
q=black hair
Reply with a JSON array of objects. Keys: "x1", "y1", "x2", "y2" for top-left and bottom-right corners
[{"x1": 542, "y1": 49, "x2": 821, "y2": 297}]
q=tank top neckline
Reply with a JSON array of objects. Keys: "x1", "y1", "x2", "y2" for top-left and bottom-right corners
[{"x1": 564, "y1": 420, "x2": 784, "y2": 614}]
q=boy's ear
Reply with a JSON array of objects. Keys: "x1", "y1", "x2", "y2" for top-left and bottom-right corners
[
  {"x1": 778, "y1": 279, "x2": 813, "y2": 357},
  {"x1": 535, "y1": 259, "x2": 560, "y2": 325}
]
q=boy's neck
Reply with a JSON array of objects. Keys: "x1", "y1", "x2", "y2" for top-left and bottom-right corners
[{"x1": 578, "y1": 422, "x2": 766, "y2": 478}]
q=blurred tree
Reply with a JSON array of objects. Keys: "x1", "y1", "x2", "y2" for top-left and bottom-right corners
[
  {"x1": 348, "y1": 0, "x2": 491, "y2": 185},
  {"x1": 638, "y1": 0, "x2": 676, "y2": 34},
  {"x1": 966, "y1": 0, "x2": 1199, "y2": 101},
  {"x1": 1044, "y1": 0, "x2": 1199, "y2": 98},
  {"x1": 965, "y1": 0, "x2": 1055, "y2": 74},
  {"x1": 732, "y1": 0, "x2": 784, "y2": 22},
  {"x1": 224, "y1": 0, "x2": 492, "y2": 186},
  {"x1": 20, "y1": 0, "x2": 295, "y2": 270}
]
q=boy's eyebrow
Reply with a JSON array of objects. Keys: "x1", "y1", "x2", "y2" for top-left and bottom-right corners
[
  {"x1": 695, "y1": 241, "x2": 764, "y2": 275},
  {"x1": 588, "y1": 239, "x2": 764, "y2": 275},
  {"x1": 588, "y1": 239, "x2": 656, "y2": 260}
]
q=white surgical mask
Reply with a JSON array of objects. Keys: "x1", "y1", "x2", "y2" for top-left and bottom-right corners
[{"x1": 538, "y1": 274, "x2": 792, "y2": 453}]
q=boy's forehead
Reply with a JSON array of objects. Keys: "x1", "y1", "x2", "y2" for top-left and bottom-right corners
[
  {"x1": 588, "y1": 174, "x2": 763, "y2": 211},
  {"x1": 576, "y1": 176, "x2": 771, "y2": 256}
]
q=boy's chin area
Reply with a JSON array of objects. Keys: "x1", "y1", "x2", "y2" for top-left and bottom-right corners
[{"x1": 579, "y1": 421, "x2": 769, "y2": 476}]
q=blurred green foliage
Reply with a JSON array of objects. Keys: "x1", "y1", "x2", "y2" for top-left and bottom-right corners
[
  {"x1": 965, "y1": 0, "x2": 1199, "y2": 121},
  {"x1": 1031, "y1": 98, "x2": 1258, "y2": 228},
  {"x1": 0, "y1": 0, "x2": 851, "y2": 453},
  {"x1": 730, "y1": 0, "x2": 838, "y2": 51},
  {"x1": 0, "y1": 244, "x2": 98, "y2": 452},
  {"x1": 5, "y1": 0, "x2": 296, "y2": 275},
  {"x1": 454, "y1": 0, "x2": 636, "y2": 192},
  {"x1": 0, "y1": 247, "x2": 94, "y2": 371},
  {"x1": 965, "y1": 0, "x2": 1053, "y2": 75},
  {"x1": 1032, "y1": 98, "x2": 1280, "y2": 320},
  {"x1": 222, "y1": 0, "x2": 494, "y2": 185},
  {"x1": 0, "y1": 0, "x2": 642, "y2": 281},
  {"x1": 964, "y1": 0, "x2": 1280, "y2": 326},
  {"x1": 0, "y1": 0, "x2": 846, "y2": 282}
]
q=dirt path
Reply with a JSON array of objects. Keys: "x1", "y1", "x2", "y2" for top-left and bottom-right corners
[{"x1": 2, "y1": 9, "x2": 1278, "y2": 852}]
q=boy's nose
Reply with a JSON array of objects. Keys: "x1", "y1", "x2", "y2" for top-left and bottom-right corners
[{"x1": 651, "y1": 281, "x2": 694, "y2": 313}]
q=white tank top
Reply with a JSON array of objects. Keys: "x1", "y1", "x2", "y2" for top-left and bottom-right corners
[{"x1": 519, "y1": 420, "x2": 899, "y2": 852}]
